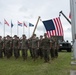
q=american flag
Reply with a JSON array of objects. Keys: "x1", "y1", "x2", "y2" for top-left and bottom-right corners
[{"x1": 43, "y1": 17, "x2": 64, "y2": 38}]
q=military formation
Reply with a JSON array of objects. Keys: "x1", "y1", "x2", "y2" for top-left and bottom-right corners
[{"x1": 0, "y1": 33, "x2": 59, "y2": 63}]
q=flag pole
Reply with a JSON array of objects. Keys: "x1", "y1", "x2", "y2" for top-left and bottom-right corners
[
  {"x1": 11, "y1": 21, "x2": 12, "y2": 37},
  {"x1": 32, "y1": 16, "x2": 40, "y2": 36},
  {"x1": 29, "y1": 26, "x2": 30, "y2": 38},
  {"x1": 23, "y1": 22, "x2": 24, "y2": 34},
  {"x1": 59, "y1": 15, "x2": 64, "y2": 40},
  {"x1": 27, "y1": 24, "x2": 30, "y2": 38},
  {"x1": 17, "y1": 21, "x2": 19, "y2": 36},
  {"x1": 11, "y1": 26, "x2": 12, "y2": 37},
  {"x1": 4, "y1": 19, "x2": 5, "y2": 37}
]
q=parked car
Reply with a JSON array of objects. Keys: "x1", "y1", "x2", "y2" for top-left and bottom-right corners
[{"x1": 59, "y1": 41, "x2": 72, "y2": 52}]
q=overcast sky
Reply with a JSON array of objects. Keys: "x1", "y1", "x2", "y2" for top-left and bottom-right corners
[{"x1": 0, "y1": 0, "x2": 72, "y2": 42}]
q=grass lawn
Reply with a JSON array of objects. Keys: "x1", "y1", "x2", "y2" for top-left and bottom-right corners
[{"x1": 0, "y1": 52, "x2": 74, "y2": 75}]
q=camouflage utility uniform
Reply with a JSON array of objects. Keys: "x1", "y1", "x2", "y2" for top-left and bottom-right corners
[
  {"x1": 0, "y1": 36, "x2": 3, "y2": 58},
  {"x1": 13, "y1": 35, "x2": 20, "y2": 59},
  {"x1": 50, "y1": 38, "x2": 55, "y2": 60},
  {"x1": 5, "y1": 36, "x2": 11, "y2": 58},
  {"x1": 21, "y1": 35, "x2": 28, "y2": 60},
  {"x1": 31, "y1": 34, "x2": 38, "y2": 61},
  {"x1": 41, "y1": 33, "x2": 50, "y2": 62},
  {"x1": 54, "y1": 38, "x2": 59, "y2": 58},
  {"x1": 28, "y1": 38, "x2": 33, "y2": 58},
  {"x1": 38, "y1": 35, "x2": 43, "y2": 59}
]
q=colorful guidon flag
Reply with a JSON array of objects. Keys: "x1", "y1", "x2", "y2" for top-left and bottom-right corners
[
  {"x1": 18, "y1": 21, "x2": 22, "y2": 26},
  {"x1": 23, "y1": 22, "x2": 27, "y2": 27},
  {"x1": 29, "y1": 23, "x2": 34, "y2": 27},
  {"x1": 4, "y1": 19, "x2": 9, "y2": 26}
]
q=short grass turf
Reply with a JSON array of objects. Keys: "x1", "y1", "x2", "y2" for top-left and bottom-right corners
[{"x1": 0, "y1": 52, "x2": 73, "y2": 75}]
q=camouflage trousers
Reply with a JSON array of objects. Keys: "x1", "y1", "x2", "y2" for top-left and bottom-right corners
[
  {"x1": 29, "y1": 47, "x2": 33, "y2": 58},
  {"x1": 50, "y1": 48, "x2": 55, "y2": 59},
  {"x1": 3, "y1": 48, "x2": 6, "y2": 57},
  {"x1": 43, "y1": 49, "x2": 50, "y2": 62},
  {"x1": 22, "y1": 49, "x2": 28, "y2": 60},
  {"x1": 37, "y1": 48, "x2": 43, "y2": 59},
  {"x1": 32, "y1": 48, "x2": 38, "y2": 61},
  {"x1": 5, "y1": 48, "x2": 11, "y2": 58},
  {"x1": 55, "y1": 49, "x2": 58, "y2": 58},
  {"x1": 14, "y1": 48, "x2": 20, "y2": 59},
  {"x1": 0, "y1": 49, "x2": 3, "y2": 58}
]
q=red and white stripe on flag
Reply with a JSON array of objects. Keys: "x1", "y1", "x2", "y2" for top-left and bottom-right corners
[{"x1": 46, "y1": 17, "x2": 64, "y2": 38}]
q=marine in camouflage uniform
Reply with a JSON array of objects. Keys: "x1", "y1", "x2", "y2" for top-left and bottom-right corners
[
  {"x1": 3, "y1": 37, "x2": 6, "y2": 57},
  {"x1": 21, "y1": 35, "x2": 28, "y2": 60},
  {"x1": 5, "y1": 35, "x2": 11, "y2": 58},
  {"x1": 9, "y1": 37, "x2": 13, "y2": 57},
  {"x1": 50, "y1": 37, "x2": 55, "y2": 60},
  {"x1": 17, "y1": 37, "x2": 20, "y2": 57},
  {"x1": 54, "y1": 38, "x2": 59, "y2": 58},
  {"x1": 19, "y1": 38, "x2": 22, "y2": 52},
  {"x1": 0, "y1": 36, "x2": 3, "y2": 58},
  {"x1": 13, "y1": 35, "x2": 20, "y2": 59},
  {"x1": 38, "y1": 35, "x2": 43, "y2": 59},
  {"x1": 41, "y1": 33, "x2": 50, "y2": 62},
  {"x1": 28, "y1": 38, "x2": 33, "y2": 58},
  {"x1": 31, "y1": 34, "x2": 39, "y2": 61}
]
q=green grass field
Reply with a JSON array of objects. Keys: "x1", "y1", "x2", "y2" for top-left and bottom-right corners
[{"x1": 0, "y1": 52, "x2": 75, "y2": 75}]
